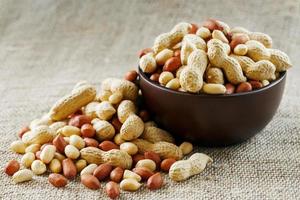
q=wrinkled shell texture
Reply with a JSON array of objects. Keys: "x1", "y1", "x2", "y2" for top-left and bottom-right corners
[
  {"x1": 132, "y1": 139, "x2": 183, "y2": 160},
  {"x1": 246, "y1": 40, "x2": 270, "y2": 61},
  {"x1": 141, "y1": 127, "x2": 175, "y2": 143},
  {"x1": 95, "y1": 101, "x2": 116, "y2": 120},
  {"x1": 205, "y1": 67, "x2": 225, "y2": 84},
  {"x1": 140, "y1": 19, "x2": 290, "y2": 95},
  {"x1": 120, "y1": 115, "x2": 144, "y2": 141},
  {"x1": 92, "y1": 119, "x2": 115, "y2": 141},
  {"x1": 139, "y1": 53, "x2": 157, "y2": 73},
  {"x1": 207, "y1": 39, "x2": 246, "y2": 84},
  {"x1": 49, "y1": 85, "x2": 96, "y2": 121},
  {"x1": 180, "y1": 49, "x2": 208, "y2": 93},
  {"x1": 80, "y1": 147, "x2": 132, "y2": 169},
  {"x1": 117, "y1": 100, "x2": 136, "y2": 123},
  {"x1": 101, "y1": 78, "x2": 138, "y2": 101},
  {"x1": 152, "y1": 22, "x2": 191, "y2": 54},
  {"x1": 181, "y1": 34, "x2": 206, "y2": 64},
  {"x1": 169, "y1": 153, "x2": 213, "y2": 181},
  {"x1": 22, "y1": 126, "x2": 55, "y2": 145}
]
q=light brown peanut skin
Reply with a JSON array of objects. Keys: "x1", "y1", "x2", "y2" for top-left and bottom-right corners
[
  {"x1": 62, "y1": 158, "x2": 77, "y2": 179},
  {"x1": 5, "y1": 160, "x2": 20, "y2": 176},
  {"x1": 144, "y1": 151, "x2": 161, "y2": 166},
  {"x1": 93, "y1": 163, "x2": 113, "y2": 181},
  {"x1": 99, "y1": 141, "x2": 119, "y2": 151},
  {"x1": 53, "y1": 135, "x2": 67, "y2": 154},
  {"x1": 81, "y1": 174, "x2": 101, "y2": 190},
  {"x1": 160, "y1": 158, "x2": 176, "y2": 172},
  {"x1": 147, "y1": 172, "x2": 163, "y2": 190},
  {"x1": 110, "y1": 167, "x2": 124, "y2": 183},
  {"x1": 48, "y1": 173, "x2": 68, "y2": 187},
  {"x1": 105, "y1": 181, "x2": 120, "y2": 199},
  {"x1": 133, "y1": 167, "x2": 154, "y2": 180}
]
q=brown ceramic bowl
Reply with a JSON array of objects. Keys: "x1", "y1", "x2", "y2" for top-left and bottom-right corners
[{"x1": 138, "y1": 68, "x2": 286, "y2": 147}]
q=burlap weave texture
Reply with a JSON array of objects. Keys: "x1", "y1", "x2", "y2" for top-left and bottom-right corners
[{"x1": 0, "y1": 0, "x2": 299, "y2": 199}]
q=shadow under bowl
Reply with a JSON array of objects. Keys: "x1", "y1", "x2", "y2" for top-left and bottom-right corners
[{"x1": 138, "y1": 68, "x2": 286, "y2": 147}]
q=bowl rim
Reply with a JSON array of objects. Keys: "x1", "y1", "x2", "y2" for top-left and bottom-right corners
[{"x1": 138, "y1": 67, "x2": 287, "y2": 98}]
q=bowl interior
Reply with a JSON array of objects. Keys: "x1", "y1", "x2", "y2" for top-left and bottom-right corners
[{"x1": 138, "y1": 67, "x2": 287, "y2": 98}]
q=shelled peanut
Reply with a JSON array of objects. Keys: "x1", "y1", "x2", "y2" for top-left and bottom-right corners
[
  {"x1": 138, "y1": 20, "x2": 292, "y2": 95},
  {"x1": 5, "y1": 79, "x2": 212, "y2": 199}
]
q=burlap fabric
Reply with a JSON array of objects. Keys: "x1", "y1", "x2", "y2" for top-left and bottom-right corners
[{"x1": 0, "y1": 0, "x2": 299, "y2": 199}]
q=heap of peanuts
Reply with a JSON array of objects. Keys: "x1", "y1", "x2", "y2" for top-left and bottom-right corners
[
  {"x1": 139, "y1": 19, "x2": 292, "y2": 94},
  {"x1": 5, "y1": 75, "x2": 212, "y2": 199}
]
